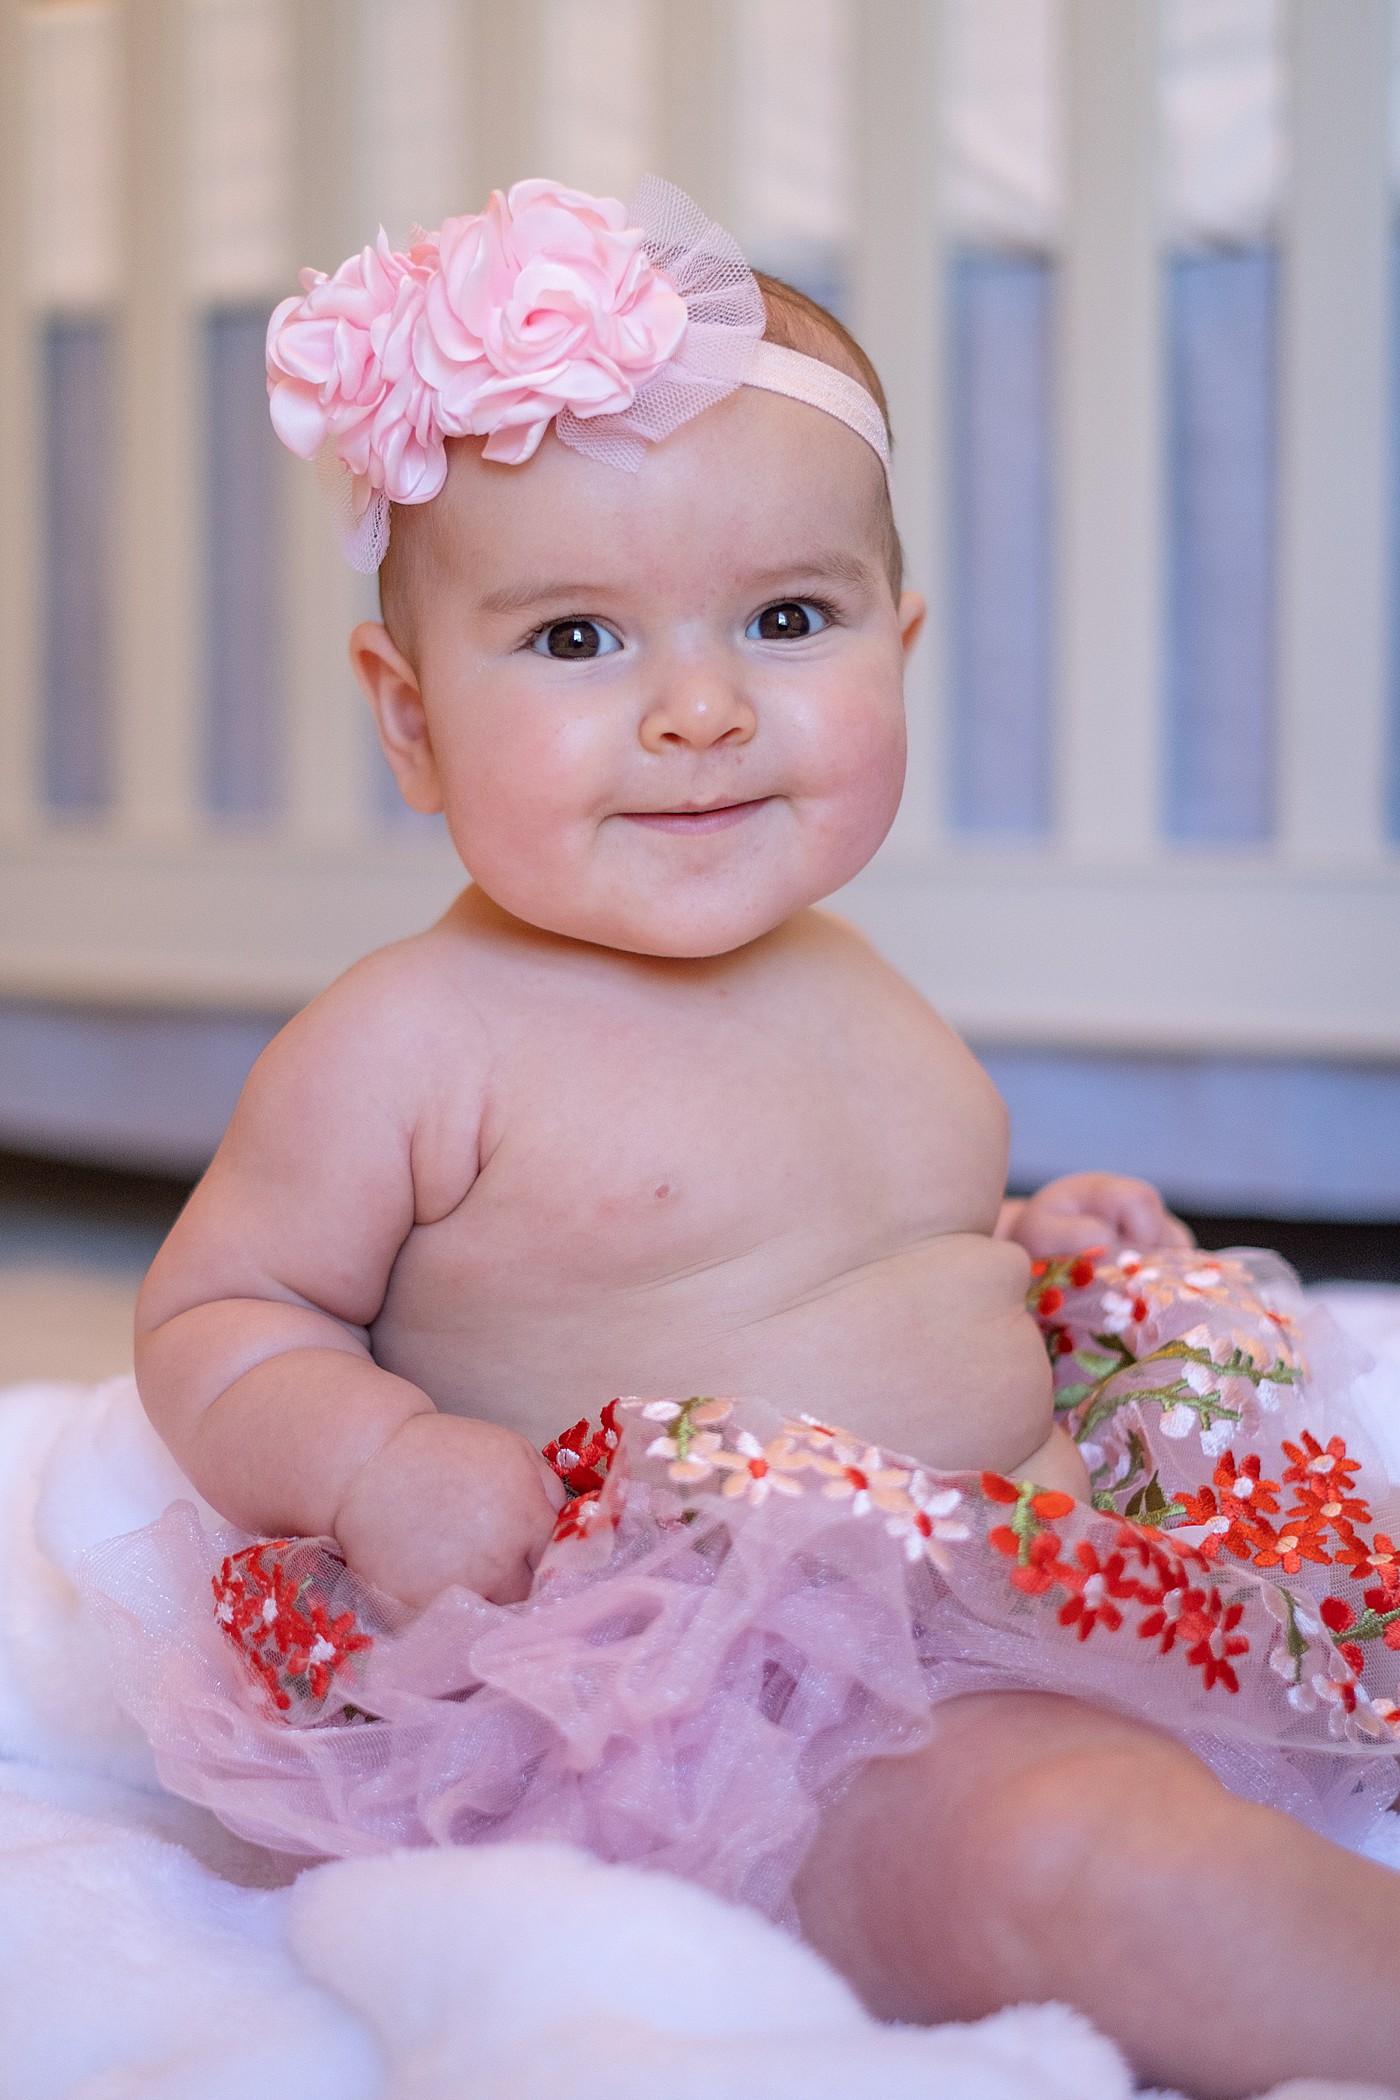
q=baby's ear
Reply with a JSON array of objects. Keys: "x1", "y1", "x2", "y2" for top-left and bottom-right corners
[
  {"x1": 898, "y1": 590, "x2": 927, "y2": 660},
  {"x1": 350, "y1": 622, "x2": 444, "y2": 814}
]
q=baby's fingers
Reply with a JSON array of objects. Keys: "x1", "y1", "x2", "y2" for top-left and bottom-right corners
[
  {"x1": 1016, "y1": 1207, "x2": 1116, "y2": 1261},
  {"x1": 1107, "y1": 1179, "x2": 1194, "y2": 1253}
]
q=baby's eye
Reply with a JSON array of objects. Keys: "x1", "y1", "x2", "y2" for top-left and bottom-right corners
[
  {"x1": 746, "y1": 600, "x2": 829, "y2": 642},
  {"x1": 531, "y1": 618, "x2": 621, "y2": 661}
]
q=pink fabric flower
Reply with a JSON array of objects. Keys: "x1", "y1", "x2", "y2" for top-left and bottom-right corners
[
  {"x1": 415, "y1": 179, "x2": 688, "y2": 465},
  {"x1": 266, "y1": 229, "x2": 445, "y2": 509}
]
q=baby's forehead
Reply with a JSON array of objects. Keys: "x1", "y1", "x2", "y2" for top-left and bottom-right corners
[{"x1": 383, "y1": 386, "x2": 897, "y2": 640}]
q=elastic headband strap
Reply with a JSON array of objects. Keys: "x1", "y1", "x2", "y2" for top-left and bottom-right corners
[{"x1": 743, "y1": 340, "x2": 891, "y2": 480}]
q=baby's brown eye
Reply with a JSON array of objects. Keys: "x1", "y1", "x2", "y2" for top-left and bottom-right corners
[
  {"x1": 533, "y1": 618, "x2": 620, "y2": 660},
  {"x1": 748, "y1": 600, "x2": 825, "y2": 641}
]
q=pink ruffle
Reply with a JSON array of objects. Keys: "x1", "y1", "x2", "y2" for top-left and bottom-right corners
[{"x1": 80, "y1": 1249, "x2": 1400, "y2": 1926}]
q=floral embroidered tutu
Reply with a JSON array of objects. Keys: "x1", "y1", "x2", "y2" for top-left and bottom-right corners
[{"x1": 80, "y1": 1247, "x2": 1400, "y2": 1924}]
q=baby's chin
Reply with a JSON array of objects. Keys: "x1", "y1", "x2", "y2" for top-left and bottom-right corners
[{"x1": 470, "y1": 878, "x2": 810, "y2": 960}]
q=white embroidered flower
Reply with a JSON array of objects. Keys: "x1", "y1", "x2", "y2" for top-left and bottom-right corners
[
  {"x1": 1183, "y1": 1266, "x2": 1224, "y2": 1291},
  {"x1": 1180, "y1": 1359, "x2": 1219, "y2": 1397},
  {"x1": 1098, "y1": 1290, "x2": 1140, "y2": 1335},
  {"x1": 885, "y1": 1480, "x2": 970, "y2": 1570},
  {"x1": 1159, "y1": 1403, "x2": 1196, "y2": 1439},
  {"x1": 1199, "y1": 1417, "x2": 1236, "y2": 1460}
]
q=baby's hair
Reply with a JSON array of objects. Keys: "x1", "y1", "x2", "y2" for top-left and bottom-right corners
[{"x1": 379, "y1": 274, "x2": 903, "y2": 654}]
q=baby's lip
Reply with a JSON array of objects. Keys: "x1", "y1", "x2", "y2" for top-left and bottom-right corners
[{"x1": 618, "y1": 797, "x2": 773, "y2": 835}]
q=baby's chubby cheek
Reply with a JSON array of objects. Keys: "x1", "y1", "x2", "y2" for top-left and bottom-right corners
[{"x1": 457, "y1": 720, "x2": 903, "y2": 957}]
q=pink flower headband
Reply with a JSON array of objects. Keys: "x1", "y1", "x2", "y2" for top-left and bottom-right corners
[{"x1": 265, "y1": 174, "x2": 891, "y2": 572}]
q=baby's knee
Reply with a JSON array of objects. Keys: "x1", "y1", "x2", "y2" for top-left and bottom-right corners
[{"x1": 961, "y1": 1723, "x2": 1230, "y2": 1926}]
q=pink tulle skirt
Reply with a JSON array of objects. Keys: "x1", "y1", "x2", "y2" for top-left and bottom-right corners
[{"x1": 80, "y1": 1248, "x2": 1400, "y2": 1924}]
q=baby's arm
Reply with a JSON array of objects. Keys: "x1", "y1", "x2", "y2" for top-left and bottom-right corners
[
  {"x1": 996, "y1": 1172, "x2": 1192, "y2": 1259},
  {"x1": 135, "y1": 955, "x2": 561, "y2": 1608}
]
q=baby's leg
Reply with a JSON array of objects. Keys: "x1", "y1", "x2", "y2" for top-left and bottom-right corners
[{"x1": 794, "y1": 1690, "x2": 1400, "y2": 2099}]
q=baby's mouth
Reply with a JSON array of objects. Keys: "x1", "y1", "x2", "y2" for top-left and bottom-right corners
[{"x1": 619, "y1": 798, "x2": 773, "y2": 836}]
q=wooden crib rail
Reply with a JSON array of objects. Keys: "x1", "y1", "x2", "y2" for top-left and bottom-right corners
[{"x1": 0, "y1": 0, "x2": 1395, "y2": 1058}]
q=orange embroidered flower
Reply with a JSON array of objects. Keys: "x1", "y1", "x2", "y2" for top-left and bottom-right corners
[
  {"x1": 1340, "y1": 1531, "x2": 1400, "y2": 1583},
  {"x1": 1281, "y1": 1432, "x2": 1362, "y2": 1492},
  {"x1": 1212, "y1": 1451, "x2": 1280, "y2": 1518},
  {"x1": 1249, "y1": 1516, "x2": 1332, "y2": 1575},
  {"x1": 1288, "y1": 1473, "x2": 1371, "y2": 1534}
]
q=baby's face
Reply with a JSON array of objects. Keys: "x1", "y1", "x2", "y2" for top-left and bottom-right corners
[{"x1": 354, "y1": 388, "x2": 923, "y2": 957}]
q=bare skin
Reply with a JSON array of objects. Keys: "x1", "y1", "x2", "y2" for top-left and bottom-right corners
[{"x1": 135, "y1": 383, "x2": 1400, "y2": 2094}]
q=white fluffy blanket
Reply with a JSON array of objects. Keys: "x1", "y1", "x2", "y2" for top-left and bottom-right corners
[{"x1": 2, "y1": 1285, "x2": 1399, "y2": 2100}]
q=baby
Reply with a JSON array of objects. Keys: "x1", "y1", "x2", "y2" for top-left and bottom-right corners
[{"x1": 133, "y1": 182, "x2": 1400, "y2": 2095}]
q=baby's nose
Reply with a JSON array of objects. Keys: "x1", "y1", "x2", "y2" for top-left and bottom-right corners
[{"x1": 638, "y1": 665, "x2": 757, "y2": 752}]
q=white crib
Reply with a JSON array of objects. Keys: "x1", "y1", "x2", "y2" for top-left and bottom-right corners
[{"x1": 0, "y1": 0, "x2": 1397, "y2": 1211}]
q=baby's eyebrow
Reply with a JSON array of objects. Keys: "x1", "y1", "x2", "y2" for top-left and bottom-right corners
[
  {"x1": 742, "y1": 551, "x2": 877, "y2": 592},
  {"x1": 477, "y1": 579, "x2": 615, "y2": 615}
]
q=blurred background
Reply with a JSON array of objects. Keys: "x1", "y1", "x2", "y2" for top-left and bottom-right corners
[{"x1": 0, "y1": 0, "x2": 1397, "y2": 1383}]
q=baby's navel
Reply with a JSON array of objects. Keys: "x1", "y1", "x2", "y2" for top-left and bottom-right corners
[{"x1": 654, "y1": 1183, "x2": 672, "y2": 1200}]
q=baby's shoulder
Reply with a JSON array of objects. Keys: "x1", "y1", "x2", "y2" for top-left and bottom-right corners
[{"x1": 251, "y1": 913, "x2": 494, "y2": 1121}]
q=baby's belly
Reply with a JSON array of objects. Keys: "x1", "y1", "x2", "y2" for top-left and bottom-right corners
[{"x1": 373, "y1": 1231, "x2": 1055, "y2": 1478}]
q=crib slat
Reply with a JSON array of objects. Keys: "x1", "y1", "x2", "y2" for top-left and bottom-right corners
[
  {"x1": 1055, "y1": 0, "x2": 1162, "y2": 858},
  {"x1": 281, "y1": 0, "x2": 370, "y2": 845},
  {"x1": 471, "y1": 0, "x2": 544, "y2": 192},
  {"x1": 113, "y1": 0, "x2": 200, "y2": 841},
  {"x1": 1277, "y1": 0, "x2": 1391, "y2": 861},
  {"x1": 652, "y1": 0, "x2": 740, "y2": 230},
  {"x1": 0, "y1": 0, "x2": 39, "y2": 839},
  {"x1": 851, "y1": 0, "x2": 944, "y2": 850}
]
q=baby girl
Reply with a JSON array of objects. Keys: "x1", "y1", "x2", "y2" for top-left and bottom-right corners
[{"x1": 128, "y1": 181, "x2": 1400, "y2": 2095}]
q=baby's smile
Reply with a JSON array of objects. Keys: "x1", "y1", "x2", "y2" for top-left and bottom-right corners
[{"x1": 617, "y1": 796, "x2": 774, "y2": 834}]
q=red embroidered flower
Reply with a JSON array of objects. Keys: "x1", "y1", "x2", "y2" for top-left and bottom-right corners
[
  {"x1": 1174, "y1": 1485, "x2": 1258, "y2": 1564},
  {"x1": 1036, "y1": 1286, "x2": 1065, "y2": 1317},
  {"x1": 1069, "y1": 1255, "x2": 1097, "y2": 1289},
  {"x1": 1185, "y1": 1590, "x2": 1248, "y2": 1693},
  {"x1": 551, "y1": 1489, "x2": 616, "y2": 1543},
  {"x1": 982, "y1": 1473, "x2": 1021, "y2": 1505},
  {"x1": 212, "y1": 1543, "x2": 371, "y2": 1714},
  {"x1": 1136, "y1": 1572, "x2": 1204, "y2": 1655},
  {"x1": 1057, "y1": 1541, "x2": 1134, "y2": 1641},
  {"x1": 543, "y1": 1399, "x2": 622, "y2": 1498},
  {"x1": 991, "y1": 1527, "x2": 1074, "y2": 1596}
]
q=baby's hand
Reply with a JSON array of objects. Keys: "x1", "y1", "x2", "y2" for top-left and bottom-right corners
[
  {"x1": 333, "y1": 1413, "x2": 566, "y2": 1610},
  {"x1": 996, "y1": 1173, "x2": 1193, "y2": 1261}
]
